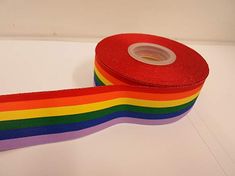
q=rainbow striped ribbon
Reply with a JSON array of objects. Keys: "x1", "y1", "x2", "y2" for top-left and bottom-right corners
[{"x1": 0, "y1": 59, "x2": 201, "y2": 151}]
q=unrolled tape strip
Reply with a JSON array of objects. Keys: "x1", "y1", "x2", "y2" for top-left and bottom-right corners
[{"x1": 0, "y1": 33, "x2": 209, "y2": 151}]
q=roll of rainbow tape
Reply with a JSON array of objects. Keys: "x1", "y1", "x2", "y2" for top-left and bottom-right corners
[{"x1": 0, "y1": 34, "x2": 209, "y2": 151}]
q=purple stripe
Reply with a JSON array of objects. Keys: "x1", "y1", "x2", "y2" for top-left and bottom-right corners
[{"x1": 0, "y1": 111, "x2": 189, "y2": 151}]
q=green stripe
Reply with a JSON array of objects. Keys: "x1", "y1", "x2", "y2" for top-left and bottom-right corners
[
  {"x1": 94, "y1": 72, "x2": 105, "y2": 86},
  {"x1": 0, "y1": 99, "x2": 196, "y2": 131}
]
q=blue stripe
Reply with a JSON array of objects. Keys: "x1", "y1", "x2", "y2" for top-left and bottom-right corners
[{"x1": 0, "y1": 104, "x2": 193, "y2": 140}]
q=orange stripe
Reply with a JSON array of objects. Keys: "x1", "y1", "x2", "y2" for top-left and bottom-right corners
[
  {"x1": 0, "y1": 86, "x2": 201, "y2": 112},
  {"x1": 95, "y1": 60, "x2": 128, "y2": 85}
]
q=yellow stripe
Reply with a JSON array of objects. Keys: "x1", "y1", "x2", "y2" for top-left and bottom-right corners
[
  {"x1": 94, "y1": 66, "x2": 112, "y2": 85},
  {"x1": 0, "y1": 92, "x2": 199, "y2": 121}
]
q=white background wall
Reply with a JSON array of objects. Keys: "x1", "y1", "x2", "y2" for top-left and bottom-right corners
[{"x1": 0, "y1": 0, "x2": 234, "y2": 42}]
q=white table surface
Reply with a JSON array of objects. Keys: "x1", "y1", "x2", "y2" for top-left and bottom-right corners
[{"x1": 0, "y1": 40, "x2": 234, "y2": 176}]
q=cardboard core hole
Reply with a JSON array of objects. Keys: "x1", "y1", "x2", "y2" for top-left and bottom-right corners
[{"x1": 128, "y1": 43, "x2": 176, "y2": 65}]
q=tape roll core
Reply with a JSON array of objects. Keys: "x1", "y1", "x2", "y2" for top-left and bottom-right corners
[{"x1": 128, "y1": 42, "x2": 176, "y2": 65}]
